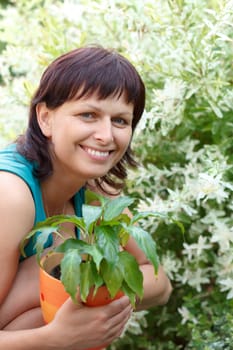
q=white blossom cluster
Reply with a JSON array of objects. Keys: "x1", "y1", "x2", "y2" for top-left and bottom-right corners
[{"x1": 132, "y1": 142, "x2": 233, "y2": 310}]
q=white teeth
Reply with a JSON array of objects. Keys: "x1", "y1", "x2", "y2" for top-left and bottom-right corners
[{"x1": 86, "y1": 148, "x2": 109, "y2": 157}]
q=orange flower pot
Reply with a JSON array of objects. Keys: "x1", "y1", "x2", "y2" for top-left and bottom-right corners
[
  {"x1": 39, "y1": 253, "x2": 69, "y2": 324},
  {"x1": 39, "y1": 253, "x2": 124, "y2": 350}
]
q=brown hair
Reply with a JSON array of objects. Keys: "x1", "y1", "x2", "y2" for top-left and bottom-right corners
[{"x1": 17, "y1": 46, "x2": 145, "y2": 193}]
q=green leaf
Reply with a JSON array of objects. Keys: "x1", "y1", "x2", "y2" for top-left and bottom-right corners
[
  {"x1": 20, "y1": 224, "x2": 56, "y2": 257},
  {"x1": 82, "y1": 204, "x2": 102, "y2": 231},
  {"x1": 56, "y1": 239, "x2": 103, "y2": 271},
  {"x1": 172, "y1": 219, "x2": 185, "y2": 235},
  {"x1": 35, "y1": 215, "x2": 85, "y2": 230},
  {"x1": 60, "y1": 249, "x2": 82, "y2": 303},
  {"x1": 79, "y1": 261, "x2": 94, "y2": 302},
  {"x1": 125, "y1": 225, "x2": 160, "y2": 274},
  {"x1": 55, "y1": 238, "x2": 85, "y2": 252},
  {"x1": 80, "y1": 261, "x2": 103, "y2": 302},
  {"x1": 101, "y1": 213, "x2": 131, "y2": 227},
  {"x1": 101, "y1": 259, "x2": 123, "y2": 298},
  {"x1": 52, "y1": 215, "x2": 86, "y2": 233},
  {"x1": 85, "y1": 189, "x2": 108, "y2": 206},
  {"x1": 117, "y1": 213, "x2": 132, "y2": 225},
  {"x1": 118, "y1": 227, "x2": 130, "y2": 247},
  {"x1": 103, "y1": 196, "x2": 135, "y2": 221},
  {"x1": 121, "y1": 281, "x2": 136, "y2": 308},
  {"x1": 34, "y1": 227, "x2": 60, "y2": 263},
  {"x1": 20, "y1": 215, "x2": 86, "y2": 256},
  {"x1": 119, "y1": 251, "x2": 143, "y2": 300},
  {"x1": 95, "y1": 226, "x2": 119, "y2": 263},
  {"x1": 131, "y1": 211, "x2": 167, "y2": 225}
]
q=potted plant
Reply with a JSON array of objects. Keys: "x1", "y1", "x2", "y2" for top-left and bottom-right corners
[{"x1": 20, "y1": 190, "x2": 166, "y2": 326}]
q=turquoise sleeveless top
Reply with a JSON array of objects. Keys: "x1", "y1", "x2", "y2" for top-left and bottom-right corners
[{"x1": 0, "y1": 143, "x2": 85, "y2": 258}]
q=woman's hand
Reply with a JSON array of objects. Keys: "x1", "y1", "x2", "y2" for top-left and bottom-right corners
[{"x1": 47, "y1": 296, "x2": 132, "y2": 350}]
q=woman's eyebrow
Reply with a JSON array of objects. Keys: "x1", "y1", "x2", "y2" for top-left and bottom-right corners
[{"x1": 84, "y1": 103, "x2": 133, "y2": 118}]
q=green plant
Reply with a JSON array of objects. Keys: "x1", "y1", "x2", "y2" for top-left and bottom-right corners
[{"x1": 20, "y1": 191, "x2": 165, "y2": 307}]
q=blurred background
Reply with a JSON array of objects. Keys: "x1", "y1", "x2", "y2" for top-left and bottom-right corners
[{"x1": 1, "y1": 1, "x2": 233, "y2": 348}]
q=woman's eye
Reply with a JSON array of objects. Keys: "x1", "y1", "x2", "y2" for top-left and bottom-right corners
[
  {"x1": 80, "y1": 113, "x2": 94, "y2": 120},
  {"x1": 112, "y1": 117, "x2": 128, "y2": 126}
]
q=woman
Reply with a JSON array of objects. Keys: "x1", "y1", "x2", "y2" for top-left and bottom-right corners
[{"x1": 0, "y1": 46, "x2": 172, "y2": 349}]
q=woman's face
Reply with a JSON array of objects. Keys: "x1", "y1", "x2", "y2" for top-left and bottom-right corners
[{"x1": 37, "y1": 93, "x2": 134, "y2": 183}]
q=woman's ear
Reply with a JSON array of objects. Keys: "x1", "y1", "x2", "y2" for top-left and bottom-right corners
[{"x1": 36, "y1": 102, "x2": 52, "y2": 137}]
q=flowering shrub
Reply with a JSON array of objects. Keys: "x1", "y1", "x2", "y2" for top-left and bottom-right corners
[{"x1": 1, "y1": 0, "x2": 233, "y2": 348}]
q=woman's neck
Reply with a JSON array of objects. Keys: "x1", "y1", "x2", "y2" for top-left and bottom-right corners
[{"x1": 41, "y1": 175, "x2": 85, "y2": 217}]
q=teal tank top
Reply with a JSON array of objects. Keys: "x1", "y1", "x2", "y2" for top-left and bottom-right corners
[{"x1": 0, "y1": 143, "x2": 85, "y2": 258}]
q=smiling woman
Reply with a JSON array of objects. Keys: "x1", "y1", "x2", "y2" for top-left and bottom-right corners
[
  {"x1": 0, "y1": 46, "x2": 172, "y2": 350},
  {"x1": 35, "y1": 93, "x2": 133, "y2": 182},
  {"x1": 18, "y1": 46, "x2": 145, "y2": 193}
]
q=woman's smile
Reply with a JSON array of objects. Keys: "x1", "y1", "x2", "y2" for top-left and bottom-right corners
[{"x1": 81, "y1": 146, "x2": 112, "y2": 161}]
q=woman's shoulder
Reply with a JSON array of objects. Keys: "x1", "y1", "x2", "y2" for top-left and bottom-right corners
[
  {"x1": 0, "y1": 171, "x2": 35, "y2": 207},
  {"x1": 0, "y1": 171, "x2": 35, "y2": 236},
  {"x1": 0, "y1": 143, "x2": 40, "y2": 190},
  {"x1": 0, "y1": 143, "x2": 34, "y2": 172},
  {"x1": 0, "y1": 143, "x2": 40, "y2": 223}
]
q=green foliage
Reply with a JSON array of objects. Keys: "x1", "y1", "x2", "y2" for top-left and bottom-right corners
[
  {"x1": 2, "y1": 0, "x2": 233, "y2": 348},
  {"x1": 20, "y1": 191, "x2": 161, "y2": 306},
  {"x1": 185, "y1": 290, "x2": 233, "y2": 349}
]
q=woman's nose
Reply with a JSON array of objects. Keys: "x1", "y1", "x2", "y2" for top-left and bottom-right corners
[{"x1": 94, "y1": 118, "x2": 114, "y2": 144}]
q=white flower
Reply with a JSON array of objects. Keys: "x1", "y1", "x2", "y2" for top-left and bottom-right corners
[
  {"x1": 167, "y1": 188, "x2": 197, "y2": 216},
  {"x1": 138, "y1": 188, "x2": 197, "y2": 218},
  {"x1": 219, "y1": 278, "x2": 233, "y2": 299},
  {"x1": 177, "y1": 267, "x2": 210, "y2": 292},
  {"x1": 120, "y1": 310, "x2": 148, "y2": 337},
  {"x1": 178, "y1": 306, "x2": 198, "y2": 325},
  {"x1": 161, "y1": 252, "x2": 182, "y2": 280},
  {"x1": 196, "y1": 173, "x2": 230, "y2": 204},
  {"x1": 217, "y1": 252, "x2": 233, "y2": 277},
  {"x1": 183, "y1": 236, "x2": 212, "y2": 261},
  {"x1": 201, "y1": 209, "x2": 226, "y2": 225},
  {"x1": 135, "y1": 110, "x2": 159, "y2": 134},
  {"x1": 137, "y1": 196, "x2": 167, "y2": 214},
  {"x1": 210, "y1": 221, "x2": 233, "y2": 252}
]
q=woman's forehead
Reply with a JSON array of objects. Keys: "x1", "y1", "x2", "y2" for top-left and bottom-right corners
[{"x1": 73, "y1": 86, "x2": 133, "y2": 105}]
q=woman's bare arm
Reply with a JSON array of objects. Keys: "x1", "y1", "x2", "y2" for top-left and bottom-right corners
[{"x1": 0, "y1": 172, "x2": 36, "y2": 328}]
